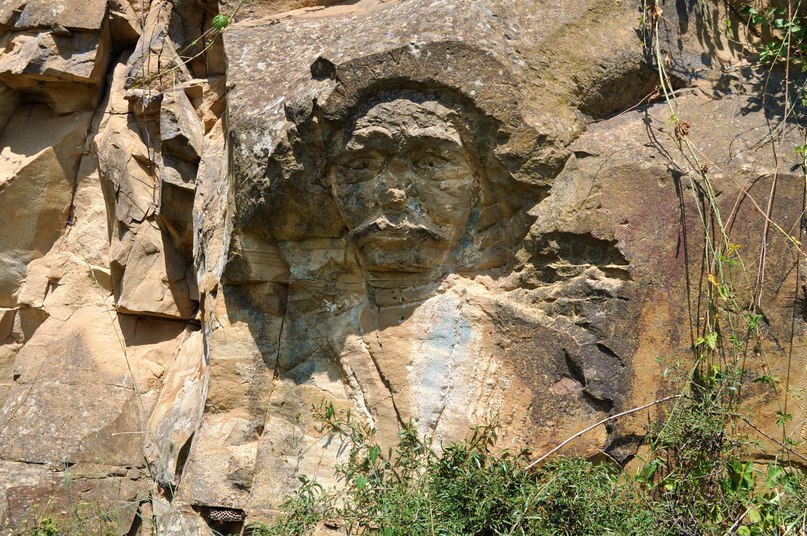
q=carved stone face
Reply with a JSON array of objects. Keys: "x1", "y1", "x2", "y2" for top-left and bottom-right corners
[{"x1": 329, "y1": 99, "x2": 475, "y2": 273}]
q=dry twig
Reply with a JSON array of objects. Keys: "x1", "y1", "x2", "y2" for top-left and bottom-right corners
[{"x1": 526, "y1": 395, "x2": 682, "y2": 470}]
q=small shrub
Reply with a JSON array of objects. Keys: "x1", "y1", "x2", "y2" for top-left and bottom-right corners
[
  {"x1": 260, "y1": 399, "x2": 805, "y2": 536},
  {"x1": 31, "y1": 517, "x2": 60, "y2": 536}
]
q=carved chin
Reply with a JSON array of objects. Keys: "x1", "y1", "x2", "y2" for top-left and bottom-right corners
[{"x1": 356, "y1": 237, "x2": 450, "y2": 273}]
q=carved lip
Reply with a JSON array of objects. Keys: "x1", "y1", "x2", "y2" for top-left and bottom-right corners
[{"x1": 350, "y1": 217, "x2": 447, "y2": 246}]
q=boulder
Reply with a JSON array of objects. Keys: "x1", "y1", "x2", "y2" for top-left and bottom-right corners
[
  {"x1": 0, "y1": 0, "x2": 107, "y2": 31},
  {"x1": 0, "y1": 105, "x2": 93, "y2": 307}
]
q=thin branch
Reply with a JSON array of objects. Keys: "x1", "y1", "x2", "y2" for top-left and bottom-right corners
[
  {"x1": 525, "y1": 395, "x2": 682, "y2": 470},
  {"x1": 724, "y1": 505, "x2": 751, "y2": 535},
  {"x1": 728, "y1": 412, "x2": 807, "y2": 464}
]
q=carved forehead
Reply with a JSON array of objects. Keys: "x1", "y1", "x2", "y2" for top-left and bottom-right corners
[
  {"x1": 355, "y1": 98, "x2": 457, "y2": 126},
  {"x1": 348, "y1": 98, "x2": 462, "y2": 144}
]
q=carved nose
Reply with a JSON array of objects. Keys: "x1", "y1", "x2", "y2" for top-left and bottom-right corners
[
  {"x1": 379, "y1": 158, "x2": 411, "y2": 210},
  {"x1": 380, "y1": 187, "x2": 407, "y2": 210}
]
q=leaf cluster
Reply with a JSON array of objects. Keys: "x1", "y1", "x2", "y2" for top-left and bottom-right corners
[{"x1": 742, "y1": 5, "x2": 807, "y2": 66}]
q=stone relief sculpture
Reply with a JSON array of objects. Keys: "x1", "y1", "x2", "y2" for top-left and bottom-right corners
[
  {"x1": 177, "y1": 35, "x2": 645, "y2": 512},
  {"x1": 249, "y1": 86, "x2": 635, "y2": 447},
  {"x1": 269, "y1": 90, "x2": 532, "y2": 441},
  {"x1": 2, "y1": 1, "x2": 806, "y2": 533},
  {"x1": 328, "y1": 96, "x2": 476, "y2": 282}
]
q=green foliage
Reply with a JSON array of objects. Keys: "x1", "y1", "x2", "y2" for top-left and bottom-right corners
[
  {"x1": 640, "y1": 5, "x2": 807, "y2": 532},
  {"x1": 260, "y1": 402, "x2": 805, "y2": 535},
  {"x1": 212, "y1": 13, "x2": 230, "y2": 32},
  {"x1": 741, "y1": 5, "x2": 807, "y2": 67},
  {"x1": 10, "y1": 498, "x2": 133, "y2": 536},
  {"x1": 31, "y1": 517, "x2": 60, "y2": 536},
  {"x1": 264, "y1": 406, "x2": 647, "y2": 535}
]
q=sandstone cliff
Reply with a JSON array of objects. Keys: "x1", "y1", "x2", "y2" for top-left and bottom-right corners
[{"x1": 0, "y1": 0, "x2": 804, "y2": 533}]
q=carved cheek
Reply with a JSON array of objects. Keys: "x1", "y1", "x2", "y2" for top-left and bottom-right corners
[
  {"x1": 417, "y1": 167, "x2": 473, "y2": 201},
  {"x1": 333, "y1": 181, "x2": 380, "y2": 228},
  {"x1": 417, "y1": 180, "x2": 473, "y2": 226}
]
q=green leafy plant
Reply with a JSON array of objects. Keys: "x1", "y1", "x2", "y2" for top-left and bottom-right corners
[
  {"x1": 31, "y1": 517, "x2": 60, "y2": 536},
  {"x1": 741, "y1": 5, "x2": 807, "y2": 66},
  {"x1": 262, "y1": 405, "x2": 666, "y2": 535},
  {"x1": 258, "y1": 400, "x2": 806, "y2": 535},
  {"x1": 212, "y1": 13, "x2": 231, "y2": 32}
]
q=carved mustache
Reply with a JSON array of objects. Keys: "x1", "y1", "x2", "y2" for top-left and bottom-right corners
[{"x1": 349, "y1": 216, "x2": 447, "y2": 244}]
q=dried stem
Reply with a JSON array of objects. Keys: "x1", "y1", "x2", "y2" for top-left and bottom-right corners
[{"x1": 526, "y1": 395, "x2": 682, "y2": 470}]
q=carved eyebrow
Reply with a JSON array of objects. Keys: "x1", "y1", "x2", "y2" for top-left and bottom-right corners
[
  {"x1": 344, "y1": 126, "x2": 394, "y2": 151},
  {"x1": 406, "y1": 126, "x2": 462, "y2": 147}
]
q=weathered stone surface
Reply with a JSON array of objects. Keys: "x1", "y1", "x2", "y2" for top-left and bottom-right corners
[
  {"x1": 153, "y1": 502, "x2": 208, "y2": 535},
  {"x1": 194, "y1": 118, "x2": 228, "y2": 292},
  {"x1": 0, "y1": 342, "x2": 18, "y2": 402},
  {"x1": 0, "y1": 0, "x2": 805, "y2": 533},
  {"x1": 98, "y1": 53, "x2": 200, "y2": 321},
  {"x1": 0, "y1": 0, "x2": 107, "y2": 30},
  {"x1": 0, "y1": 459, "x2": 145, "y2": 534},
  {"x1": 218, "y1": 0, "x2": 344, "y2": 19},
  {"x1": 0, "y1": 105, "x2": 92, "y2": 307},
  {"x1": 108, "y1": 0, "x2": 149, "y2": 46},
  {"x1": 0, "y1": 81, "x2": 15, "y2": 133},
  {"x1": 0, "y1": 0, "x2": 222, "y2": 531},
  {"x1": 146, "y1": 330, "x2": 206, "y2": 485},
  {"x1": 0, "y1": 296, "x2": 188, "y2": 530},
  {"x1": 0, "y1": 307, "x2": 185, "y2": 461},
  {"x1": 176, "y1": 284, "x2": 284, "y2": 510},
  {"x1": 519, "y1": 85, "x2": 807, "y2": 457},
  {"x1": 161, "y1": 87, "x2": 204, "y2": 163},
  {"x1": 123, "y1": 0, "x2": 219, "y2": 89},
  {"x1": 0, "y1": 2, "x2": 112, "y2": 113},
  {"x1": 0, "y1": 31, "x2": 108, "y2": 84},
  {"x1": 111, "y1": 221, "x2": 198, "y2": 318},
  {"x1": 182, "y1": 77, "x2": 226, "y2": 133}
]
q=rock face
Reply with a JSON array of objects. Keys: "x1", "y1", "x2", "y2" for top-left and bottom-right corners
[{"x1": 0, "y1": 0, "x2": 805, "y2": 533}]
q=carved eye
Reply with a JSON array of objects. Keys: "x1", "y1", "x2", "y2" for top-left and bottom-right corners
[
  {"x1": 343, "y1": 157, "x2": 381, "y2": 172},
  {"x1": 338, "y1": 155, "x2": 383, "y2": 183},
  {"x1": 412, "y1": 151, "x2": 452, "y2": 173},
  {"x1": 344, "y1": 157, "x2": 375, "y2": 171}
]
